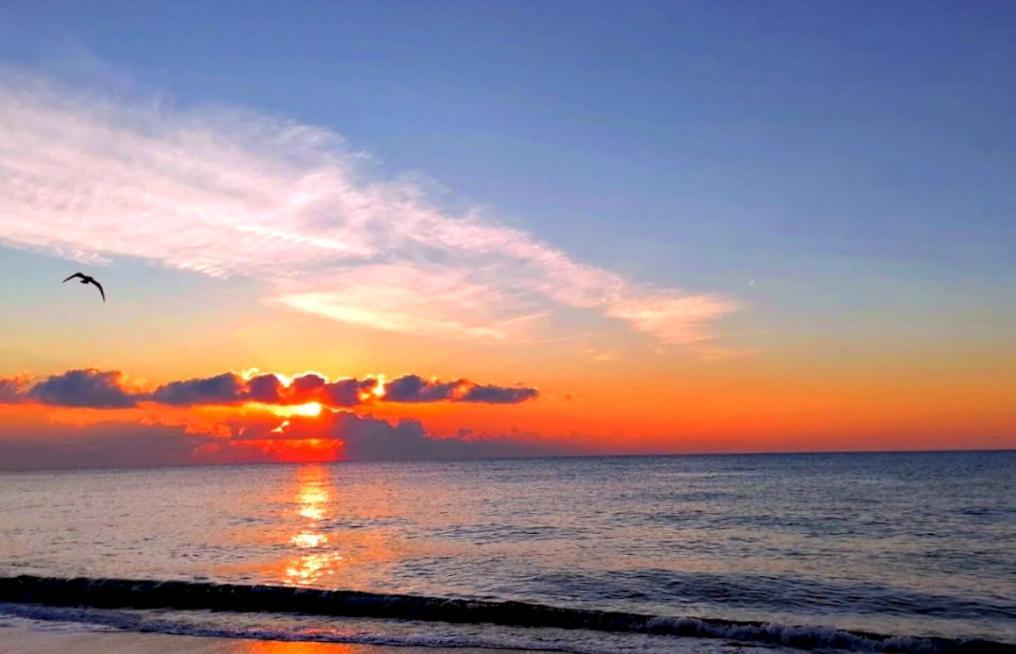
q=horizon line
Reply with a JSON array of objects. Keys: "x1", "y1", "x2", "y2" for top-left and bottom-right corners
[{"x1": 1, "y1": 447, "x2": 1012, "y2": 475}]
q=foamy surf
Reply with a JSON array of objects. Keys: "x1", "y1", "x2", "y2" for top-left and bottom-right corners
[{"x1": 0, "y1": 575, "x2": 1012, "y2": 653}]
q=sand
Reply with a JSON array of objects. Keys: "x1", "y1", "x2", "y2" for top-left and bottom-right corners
[{"x1": 0, "y1": 623, "x2": 528, "y2": 654}]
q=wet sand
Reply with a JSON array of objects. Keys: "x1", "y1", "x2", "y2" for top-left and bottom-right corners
[{"x1": 0, "y1": 623, "x2": 528, "y2": 654}]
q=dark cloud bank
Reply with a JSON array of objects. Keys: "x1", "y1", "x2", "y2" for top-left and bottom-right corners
[
  {"x1": 0, "y1": 422, "x2": 205, "y2": 471},
  {"x1": 27, "y1": 369, "x2": 136, "y2": 408},
  {"x1": 0, "y1": 369, "x2": 550, "y2": 471},
  {"x1": 0, "y1": 411, "x2": 564, "y2": 471},
  {"x1": 0, "y1": 368, "x2": 538, "y2": 409}
]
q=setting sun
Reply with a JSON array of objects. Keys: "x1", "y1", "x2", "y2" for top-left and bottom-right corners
[{"x1": 258, "y1": 402, "x2": 323, "y2": 418}]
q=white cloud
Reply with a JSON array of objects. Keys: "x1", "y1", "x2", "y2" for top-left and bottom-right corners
[{"x1": 0, "y1": 69, "x2": 738, "y2": 347}]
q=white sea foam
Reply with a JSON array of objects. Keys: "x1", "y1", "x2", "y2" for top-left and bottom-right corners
[{"x1": 1, "y1": 577, "x2": 1011, "y2": 653}]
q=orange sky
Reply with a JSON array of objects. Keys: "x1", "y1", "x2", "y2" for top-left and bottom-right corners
[
  {"x1": 1, "y1": 333, "x2": 1013, "y2": 469},
  {"x1": 1, "y1": 60, "x2": 1014, "y2": 467}
]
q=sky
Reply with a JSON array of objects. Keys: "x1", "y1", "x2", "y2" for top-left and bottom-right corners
[{"x1": 0, "y1": 1, "x2": 1013, "y2": 469}]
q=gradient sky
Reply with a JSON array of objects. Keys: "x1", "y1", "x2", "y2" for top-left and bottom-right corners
[{"x1": 1, "y1": 1, "x2": 1013, "y2": 468}]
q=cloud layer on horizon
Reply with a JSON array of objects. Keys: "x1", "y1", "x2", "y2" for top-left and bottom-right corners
[
  {"x1": 0, "y1": 407, "x2": 562, "y2": 471},
  {"x1": 0, "y1": 68, "x2": 738, "y2": 350},
  {"x1": 0, "y1": 368, "x2": 538, "y2": 409}
]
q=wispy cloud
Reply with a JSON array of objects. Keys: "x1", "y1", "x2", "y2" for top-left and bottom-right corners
[{"x1": 0, "y1": 69, "x2": 738, "y2": 347}]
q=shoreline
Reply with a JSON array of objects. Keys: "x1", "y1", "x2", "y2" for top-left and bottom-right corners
[{"x1": 0, "y1": 621, "x2": 530, "y2": 654}]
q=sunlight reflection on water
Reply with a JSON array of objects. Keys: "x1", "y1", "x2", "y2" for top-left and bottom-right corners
[{"x1": 284, "y1": 466, "x2": 341, "y2": 585}]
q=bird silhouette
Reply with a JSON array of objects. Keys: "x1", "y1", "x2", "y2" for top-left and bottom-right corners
[{"x1": 62, "y1": 272, "x2": 106, "y2": 302}]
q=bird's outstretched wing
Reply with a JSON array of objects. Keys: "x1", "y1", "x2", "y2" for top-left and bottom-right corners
[
  {"x1": 89, "y1": 279, "x2": 106, "y2": 302},
  {"x1": 63, "y1": 273, "x2": 85, "y2": 283}
]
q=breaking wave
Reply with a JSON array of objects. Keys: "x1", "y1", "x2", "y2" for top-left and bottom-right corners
[{"x1": 1, "y1": 575, "x2": 1013, "y2": 653}]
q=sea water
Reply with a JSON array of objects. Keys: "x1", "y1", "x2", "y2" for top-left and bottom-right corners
[{"x1": 0, "y1": 452, "x2": 1013, "y2": 652}]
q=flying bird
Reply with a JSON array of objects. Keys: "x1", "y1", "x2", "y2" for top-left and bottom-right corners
[{"x1": 62, "y1": 272, "x2": 106, "y2": 302}]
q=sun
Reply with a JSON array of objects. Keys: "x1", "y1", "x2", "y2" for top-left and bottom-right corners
[
  {"x1": 289, "y1": 402, "x2": 322, "y2": 417},
  {"x1": 256, "y1": 402, "x2": 323, "y2": 418}
]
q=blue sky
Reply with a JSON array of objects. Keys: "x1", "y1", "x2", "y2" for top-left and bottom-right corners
[
  {"x1": 0, "y1": 1, "x2": 1012, "y2": 352},
  {"x1": 4, "y1": 1, "x2": 1013, "y2": 290}
]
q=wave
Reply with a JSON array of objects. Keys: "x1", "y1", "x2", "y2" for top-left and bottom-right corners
[
  {"x1": 0, "y1": 604, "x2": 583, "y2": 654},
  {"x1": 0, "y1": 575, "x2": 1012, "y2": 653},
  {"x1": 526, "y1": 568, "x2": 1015, "y2": 620}
]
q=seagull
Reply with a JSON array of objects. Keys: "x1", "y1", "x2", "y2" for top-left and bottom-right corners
[{"x1": 62, "y1": 272, "x2": 106, "y2": 302}]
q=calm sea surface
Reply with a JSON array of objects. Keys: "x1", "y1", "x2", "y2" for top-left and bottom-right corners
[{"x1": 0, "y1": 452, "x2": 1013, "y2": 652}]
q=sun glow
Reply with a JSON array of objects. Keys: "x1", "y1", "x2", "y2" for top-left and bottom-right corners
[
  {"x1": 256, "y1": 402, "x2": 323, "y2": 418},
  {"x1": 363, "y1": 374, "x2": 387, "y2": 402}
]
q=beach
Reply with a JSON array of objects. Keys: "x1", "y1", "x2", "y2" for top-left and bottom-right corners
[{"x1": 0, "y1": 619, "x2": 528, "y2": 654}]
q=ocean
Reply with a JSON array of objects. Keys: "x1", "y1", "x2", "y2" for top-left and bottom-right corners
[{"x1": 0, "y1": 451, "x2": 1013, "y2": 653}]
